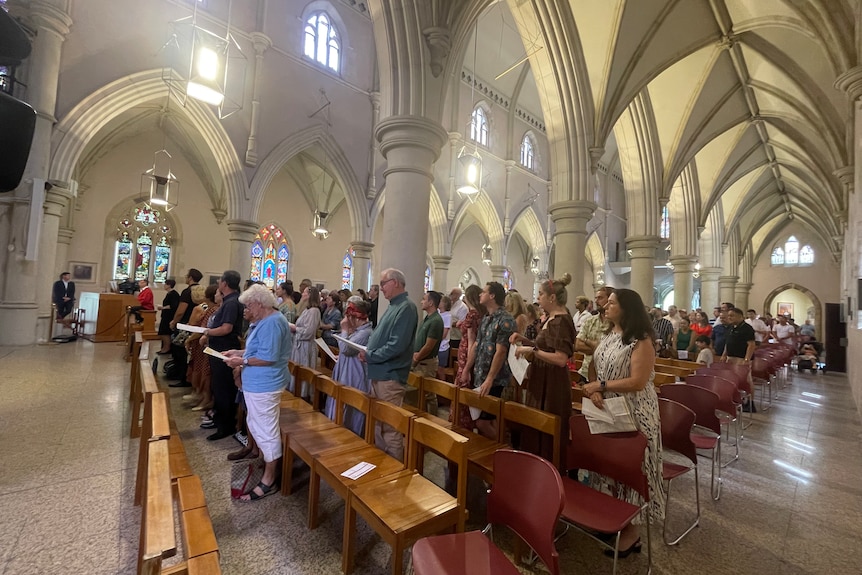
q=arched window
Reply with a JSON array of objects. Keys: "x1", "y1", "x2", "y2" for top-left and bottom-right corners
[
  {"x1": 303, "y1": 12, "x2": 340, "y2": 73},
  {"x1": 249, "y1": 224, "x2": 289, "y2": 288},
  {"x1": 519, "y1": 133, "x2": 535, "y2": 170},
  {"x1": 503, "y1": 268, "x2": 514, "y2": 291},
  {"x1": 785, "y1": 236, "x2": 799, "y2": 265},
  {"x1": 799, "y1": 244, "x2": 814, "y2": 264},
  {"x1": 771, "y1": 246, "x2": 785, "y2": 265},
  {"x1": 342, "y1": 248, "x2": 354, "y2": 290},
  {"x1": 424, "y1": 266, "x2": 432, "y2": 292},
  {"x1": 113, "y1": 204, "x2": 172, "y2": 283},
  {"x1": 659, "y1": 205, "x2": 670, "y2": 240},
  {"x1": 470, "y1": 106, "x2": 489, "y2": 147}
]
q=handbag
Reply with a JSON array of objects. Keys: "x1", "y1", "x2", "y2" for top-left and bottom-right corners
[
  {"x1": 171, "y1": 329, "x2": 191, "y2": 346},
  {"x1": 230, "y1": 457, "x2": 265, "y2": 499}
]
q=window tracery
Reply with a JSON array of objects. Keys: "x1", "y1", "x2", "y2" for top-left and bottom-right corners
[
  {"x1": 249, "y1": 224, "x2": 289, "y2": 288},
  {"x1": 303, "y1": 12, "x2": 341, "y2": 73}
]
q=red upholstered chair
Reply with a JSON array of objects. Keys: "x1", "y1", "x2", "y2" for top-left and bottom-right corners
[
  {"x1": 698, "y1": 364, "x2": 754, "y2": 429},
  {"x1": 658, "y1": 398, "x2": 699, "y2": 545},
  {"x1": 685, "y1": 374, "x2": 742, "y2": 466},
  {"x1": 412, "y1": 449, "x2": 565, "y2": 575},
  {"x1": 561, "y1": 415, "x2": 651, "y2": 575},
  {"x1": 660, "y1": 384, "x2": 722, "y2": 500}
]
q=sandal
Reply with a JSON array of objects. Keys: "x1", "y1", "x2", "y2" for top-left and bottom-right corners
[{"x1": 241, "y1": 480, "x2": 278, "y2": 501}]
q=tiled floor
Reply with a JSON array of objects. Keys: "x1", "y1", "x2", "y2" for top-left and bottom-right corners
[{"x1": 1, "y1": 340, "x2": 861, "y2": 574}]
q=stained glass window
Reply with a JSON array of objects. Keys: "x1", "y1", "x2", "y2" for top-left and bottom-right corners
[
  {"x1": 660, "y1": 205, "x2": 670, "y2": 239},
  {"x1": 249, "y1": 224, "x2": 289, "y2": 288},
  {"x1": 503, "y1": 268, "x2": 514, "y2": 291},
  {"x1": 304, "y1": 12, "x2": 340, "y2": 73},
  {"x1": 799, "y1": 245, "x2": 814, "y2": 264},
  {"x1": 470, "y1": 106, "x2": 489, "y2": 146},
  {"x1": 424, "y1": 266, "x2": 431, "y2": 292},
  {"x1": 113, "y1": 203, "x2": 172, "y2": 282},
  {"x1": 785, "y1": 236, "x2": 799, "y2": 265},
  {"x1": 771, "y1": 247, "x2": 785, "y2": 266},
  {"x1": 520, "y1": 134, "x2": 534, "y2": 170},
  {"x1": 342, "y1": 248, "x2": 354, "y2": 290}
]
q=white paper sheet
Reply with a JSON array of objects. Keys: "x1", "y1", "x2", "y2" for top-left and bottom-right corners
[
  {"x1": 508, "y1": 345, "x2": 530, "y2": 385},
  {"x1": 203, "y1": 347, "x2": 228, "y2": 361},
  {"x1": 468, "y1": 406, "x2": 482, "y2": 421},
  {"x1": 176, "y1": 323, "x2": 207, "y2": 333},
  {"x1": 677, "y1": 350, "x2": 689, "y2": 360},
  {"x1": 333, "y1": 333, "x2": 367, "y2": 352},
  {"x1": 316, "y1": 338, "x2": 338, "y2": 363},
  {"x1": 581, "y1": 396, "x2": 637, "y2": 434},
  {"x1": 340, "y1": 461, "x2": 377, "y2": 480}
]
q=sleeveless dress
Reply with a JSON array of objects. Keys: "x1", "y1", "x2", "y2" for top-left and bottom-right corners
[
  {"x1": 190, "y1": 304, "x2": 219, "y2": 379},
  {"x1": 592, "y1": 331, "x2": 666, "y2": 522},
  {"x1": 450, "y1": 309, "x2": 480, "y2": 430},
  {"x1": 522, "y1": 314, "x2": 575, "y2": 470}
]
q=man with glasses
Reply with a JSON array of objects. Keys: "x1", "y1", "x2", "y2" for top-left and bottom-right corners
[{"x1": 360, "y1": 268, "x2": 417, "y2": 460}]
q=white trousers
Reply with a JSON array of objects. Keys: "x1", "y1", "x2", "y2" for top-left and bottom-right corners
[{"x1": 244, "y1": 390, "x2": 283, "y2": 462}]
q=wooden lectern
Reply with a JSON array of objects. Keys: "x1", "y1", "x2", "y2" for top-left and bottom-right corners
[{"x1": 78, "y1": 292, "x2": 139, "y2": 342}]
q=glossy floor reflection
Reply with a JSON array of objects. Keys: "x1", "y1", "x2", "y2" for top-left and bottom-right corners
[{"x1": 1, "y1": 340, "x2": 860, "y2": 574}]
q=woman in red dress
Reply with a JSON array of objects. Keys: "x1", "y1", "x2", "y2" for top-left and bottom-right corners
[{"x1": 451, "y1": 284, "x2": 485, "y2": 430}]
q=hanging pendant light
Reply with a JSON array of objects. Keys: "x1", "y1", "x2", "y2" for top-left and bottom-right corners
[
  {"x1": 312, "y1": 210, "x2": 330, "y2": 240},
  {"x1": 481, "y1": 244, "x2": 493, "y2": 265},
  {"x1": 457, "y1": 146, "x2": 483, "y2": 199},
  {"x1": 530, "y1": 256, "x2": 540, "y2": 274},
  {"x1": 141, "y1": 149, "x2": 179, "y2": 211}
]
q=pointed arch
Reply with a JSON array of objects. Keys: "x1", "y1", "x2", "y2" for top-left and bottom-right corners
[
  {"x1": 50, "y1": 69, "x2": 247, "y2": 218},
  {"x1": 451, "y1": 190, "x2": 505, "y2": 263},
  {"x1": 249, "y1": 125, "x2": 366, "y2": 242},
  {"x1": 585, "y1": 231, "x2": 605, "y2": 279},
  {"x1": 506, "y1": 205, "x2": 546, "y2": 258}
]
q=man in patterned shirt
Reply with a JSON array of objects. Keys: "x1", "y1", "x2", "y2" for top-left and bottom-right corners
[
  {"x1": 462, "y1": 281, "x2": 515, "y2": 440},
  {"x1": 575, "y1": 286, "x2": 615, "y2": 381}
]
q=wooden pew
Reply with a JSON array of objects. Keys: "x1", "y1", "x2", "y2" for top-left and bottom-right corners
[{"x1": 138, "y1": 439, "x2": 177, "y2": 575}]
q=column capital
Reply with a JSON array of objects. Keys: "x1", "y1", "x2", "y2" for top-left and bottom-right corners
[
  {"x1": 43, "y1": 186, "x2": 73, "y2": 217},
  {"x1": 718, "y1": 275, "x2": 739, "y2": 284},
  {"x1": 669, "y1": 255, "x2": 698, "y2": 272},
  {"x1": 226, "y1": 219, "x2": 259, "y2": 242},
  {"x1": 625, "y1": 235, "x2": 660, "y2": 258},
  {"x1": 700, "y1": 267, "x2": 722, "y2": 281},
  {"x1": 549, "y1": 200, "x2": 597, "y2": 230},
  {"x1": 57, "y1": 227, "x2": 74, "y2": 245},
  {"x1": 350, "y1": 241, "x2": 375, "y2": 259},
  {"x1": 835, "y1": 66, "x2": 862, "y2": 101},
  {"x1": 735, "y1": 282, "x2": 753, "y2": 291},
  {"x1": 250, "y1": 31, "x2": 272, "y2": 54},
  {"x1": 375, "y1": 116, "x2": 448, "y2": 163},
  {"x1": 431, "y1": 255, "x2": 452, "y2": 269},
  {"x1": 489, "y1": 265, "x2": 507, "y2": 281},
  {"x1": 29, "y1": 1, "x2": 73, "y2": 38}
]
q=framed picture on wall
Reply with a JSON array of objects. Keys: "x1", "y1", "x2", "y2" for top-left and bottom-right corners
[
  {"x1": 777, "y1": 302, "x2": 794, "y2": 317},
  {"x1": 206, "y1": 273, "x2": 221, "y2": 286},
  {"x1": 69, "y1": 261, "x2": 97, "y2": 283}
]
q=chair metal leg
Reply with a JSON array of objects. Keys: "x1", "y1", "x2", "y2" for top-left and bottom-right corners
[
  {"x1": 662, "y1": 464, "x2": 700, "y2": 546},
  {"x1": 711, "y1": 440, "x2": 722, "y2": 501},
  {"x1": 720, "y1": 415, "x2": 740, "y2": 468}
]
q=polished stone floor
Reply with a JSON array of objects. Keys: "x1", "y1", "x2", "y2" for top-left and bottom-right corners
[{"x1": 1, "y1": 339, "x2": 861, "y2": 574}]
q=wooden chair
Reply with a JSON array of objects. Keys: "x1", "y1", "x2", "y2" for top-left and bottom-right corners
[
  {"x1": 134, "y1": 391, "x2": 171, "y2": 505},
  {"x1": 293, "y1": 365, "x2": 319, "y2": 399},
  {"x1": 130, "y1": 341, "x2": 155, "y2": 438},
  {"x1": 449, "y1": 387, "x2": 508, "y2": 484},
  {"x1": 342, "y1": 417, "x2": 469, "y2": 575},
  {"x1": 308, "y1": 396, "x2": 413, "y2": 530},
  {"x1": 653, "y1": 372, "x2": 678, "y2": 388},
  {"x1": 418, "y1": 377, "x2": 458, "y2": 430}
]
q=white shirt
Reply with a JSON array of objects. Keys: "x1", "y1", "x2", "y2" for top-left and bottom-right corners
[
  {"x1": 439, "y1": 311, "x2": 451, "y2": 353},
  {"x1": 745, "y1": 317, "x2": 769, "y2": 342},
  {"x1": 773, "y1": 323, "x2": 795, "y2": 345},
  {"x1": 449, "y1": 299, "x2": 467, "y2": 341},
  {"x1": 572, "y1": 309, "x2": 591, "y2": 332}
]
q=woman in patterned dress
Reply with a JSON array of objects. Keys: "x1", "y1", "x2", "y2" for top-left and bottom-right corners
[
  {"x1": 582, "y1": 288, "x2": 665, "y2": 556},
  {"x1": 451, "y1": 284, "x2": 485, "y2": 429},
  {"x1": 290, "y1": 286, "x2": 321, "y2": 399}
]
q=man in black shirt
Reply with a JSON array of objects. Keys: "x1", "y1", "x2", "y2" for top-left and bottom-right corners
[
  {"x1": 721, "y1": 307, "x2": 755, "y2": 363},
  {"x1": 167, "y1": 268, "x2": 202, "y2": 387},
  {"x1": 200, "y1": 270, "x2": 244, "y2": 441}
]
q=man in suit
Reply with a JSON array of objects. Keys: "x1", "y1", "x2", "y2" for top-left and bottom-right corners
[{"x1": 52, "y1": 272, "x2": 76, "y2": 328}]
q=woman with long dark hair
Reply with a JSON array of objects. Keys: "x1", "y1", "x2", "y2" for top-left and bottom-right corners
[{"x1": 582, "y1": 289, "x2": 664, "y2": 557}]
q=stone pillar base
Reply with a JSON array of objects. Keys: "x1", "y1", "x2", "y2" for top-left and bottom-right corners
[{"x1": 0, "y1": 304, "x2": 39, "y2": 345}]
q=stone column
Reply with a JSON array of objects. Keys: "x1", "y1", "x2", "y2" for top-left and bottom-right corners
[
  {"x1": 431, "y1": 255, "x2": 451, "y2": 293},
  {"x1": 626, "y1": 235, "x2": 659, "y2": 305},
  {"x1": 671, "y1": 256, "x2": 698, "y2": 310},
  {"x1": 0, "y1": 2, "x2": 72, "y2": 345},
  {"x1": 376, "y1": 116, "x2": 448, "y2": 309},
  {"x1": 55, "y1": 227, "x2": 74, "y2": 280},
  {"x1": 718, "y1": 275, "x2": 739, "y2": 306},
  {"x1": 350, "y1": 241, "x2": 374, "y2": 292},
  {"x1": 549, "y1": 200, "x2": 596, "y2": 292},
  {"x1": 489, "y1": 265, "x2": 507, "y2": 285},
  {"x1": 226, "y1": 220, "x2": 259, "y2": 279},
  {"x1": 35, "y1": 186, "x2": 73, "y2": 337},
  {"x1": 699, "y1": 267, "x2": 722, "y2": 311},
  {"x1": 244, "y1": 32, "x2": 272, "y2": 167},
  {"x1": 734, "y1": 282, "x2": 752, "y2": 311}
]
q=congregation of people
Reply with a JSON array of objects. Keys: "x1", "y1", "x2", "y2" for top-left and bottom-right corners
[{"x1": 147, "y1": 264, "x2": 820, "y2": 557}]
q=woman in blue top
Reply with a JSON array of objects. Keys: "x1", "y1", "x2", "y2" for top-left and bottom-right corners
[
  {"x1": 325, "y1": 297, "x2": 373, "y2": 436},
  {"x1": 224, "y1": 284, "x2": 291, "y2": 501},
  {"x1": 320, "y1": 292, "x2": 343, "y2": 346}
]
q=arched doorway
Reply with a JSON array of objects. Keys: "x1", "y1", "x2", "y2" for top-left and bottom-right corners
[{"x1": 762, "y1": 283, "x2": 822, "y2": 339}]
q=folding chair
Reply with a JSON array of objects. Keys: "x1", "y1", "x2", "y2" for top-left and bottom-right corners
[{"x1": 658, "y1": 398, "x2": 699, "y2": 545}]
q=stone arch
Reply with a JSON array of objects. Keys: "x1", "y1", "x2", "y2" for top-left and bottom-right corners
[
  {"x1": 585, "y1": 231, "x2": 605, "y2": 284},
  {"x1": 506, "y1": 205, "x2": 546, "y2": 260},
  {"x1": 50, "y1": 69, "x2": 247, "y2": 219},
  {"x1": 762, "y1": 282, "x2": 822, "y2": 334},
  {"x1": 451, "y1": 190, "x2": 505, "y2": 263},
  {"x1": 249, "y1": 125, "x2": 366, "y2": 242}
]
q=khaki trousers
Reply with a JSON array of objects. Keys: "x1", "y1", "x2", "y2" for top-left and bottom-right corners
[{"x1": 371, "y1": 379, "x2": 406, "y2": 461}]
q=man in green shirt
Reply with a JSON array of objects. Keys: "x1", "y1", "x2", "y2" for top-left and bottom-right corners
[
  {"x1": 413, "y1": 291, "x2": 444, "y2": 415},
  {"x1": 360, "y1": 268, "x2": 417, "y2": 461}
]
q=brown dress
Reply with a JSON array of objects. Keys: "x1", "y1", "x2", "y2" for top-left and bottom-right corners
[{"x1": 522, "y1": 313, "x2": 575, "y2": 471}]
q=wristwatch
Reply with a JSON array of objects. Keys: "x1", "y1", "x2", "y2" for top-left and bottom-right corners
[
  {"x1": 242, "y1": 358, "x2": 249, "y2": 368},
  {"x1": 600, "y1": 380, "x2": 607, "y2": 392}
]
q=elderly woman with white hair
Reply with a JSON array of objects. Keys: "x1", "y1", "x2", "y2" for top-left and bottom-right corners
[{"x1": 223, "y1": 284, "x2": 292, "y2": 501}]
